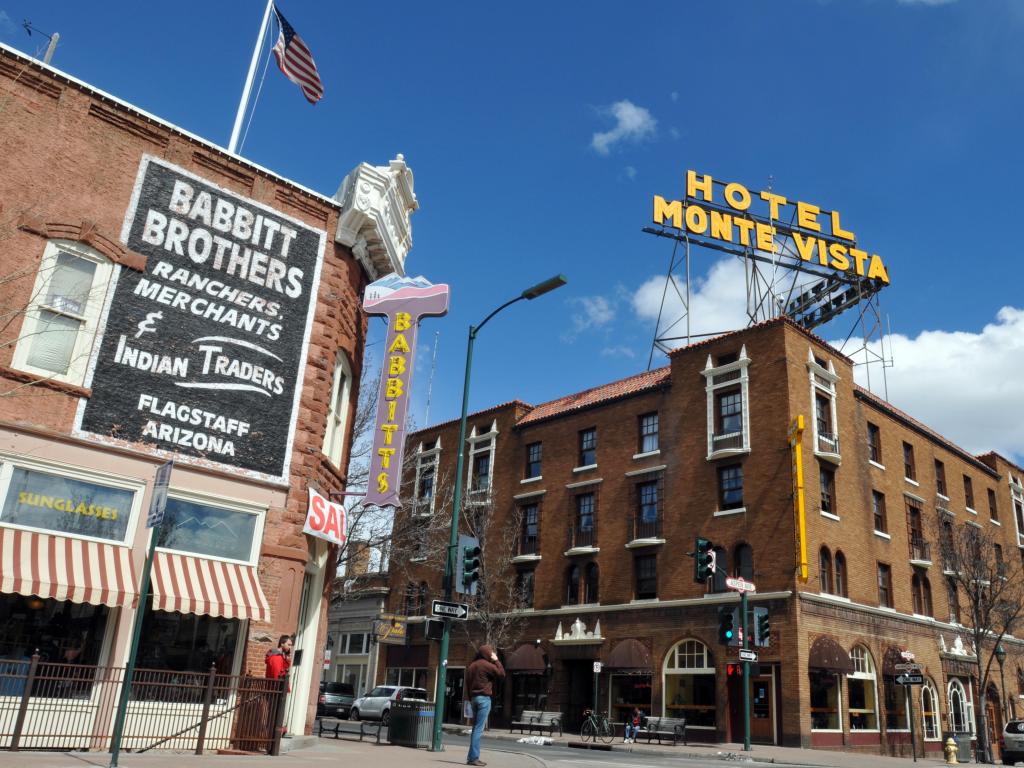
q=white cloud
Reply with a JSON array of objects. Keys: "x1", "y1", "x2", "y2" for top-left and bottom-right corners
[
  {"x1": 624, "y1": 166, "x2": 637, "y2": 180},
  {"x1": 601, "y1": 345, "x2": 636, "y2": 359},
  {"x1": 591, "y1": 100, "x2": 657, "y2": 156},
  {"x1": 669, "y1": 127, "x2": 681, "y2": 140},
  {"x1": 0, "y1": 12, "x2": 14, "y2": 35},
  {"x1": 834, "y1": 307, "x2": 1024, "y2": 464},
  {"x1": 670, "y1": 91, "x2": 679, "y2": 102},
  {"x1": 632, "y1": 257, "x2": 750, "y2": 341},
  {"x1": 564, "y1": 295, "x2": 615, "y2": 342},
  {"x1": 897, "y1": 0, "x2": 957, "y2": 4}
]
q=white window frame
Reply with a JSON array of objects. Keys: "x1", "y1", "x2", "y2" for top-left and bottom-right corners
[
  {"x1": 948, "y1": 677, "x2": 975, "y2": 737},
  {"x1": 11, "y1": 240, "x2": 116, "y2": 386},
  {"x1": 703, "y1": 346, "x2": 751, "y2": 460},
  {"x1": 322, "y1": 350, "x2": 353, "y2": 468},
  {"x1": 157, "y1": 486, "x2": 266, "y2": 565},
  {"x1": 466, "y1": 420, "x2": 497, "y2": 503},
  {"x1": 1009, "y1": 473, "x2": 1024, "y2": 548},
  {"x1": 662, "y1": 638, "x2": 716, "y2": 728},
  {"x1": 0, "y1": 452, "x2": 144, "y2": 546},
  {"x1": 808, "y1": 350, "x2": 841, "y2": 464},
  {"x1": 846, "y1": 645, "x2": 880, "y2": 732},
  {"x1": 922, "y1": 680, "x2": 941, "y2": 741},
  {"x1": 413, "y1": 438, "x2": 441, "y2": 517}
]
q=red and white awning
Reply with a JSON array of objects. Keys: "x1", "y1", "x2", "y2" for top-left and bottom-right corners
[
  {"x1": 151, "y1": 551, "x2": 271, "y2": 623},
  {"x1": 0, "y1": 526, "x2": 138, "y2": 608}
]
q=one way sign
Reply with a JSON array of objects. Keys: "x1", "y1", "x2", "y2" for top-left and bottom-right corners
[
  {"x1": 432, "y1": 600, "x2": 469, "y2": 620},
  {"x1": 896, "y1": 673, "x2": 924, "y2": 686}
]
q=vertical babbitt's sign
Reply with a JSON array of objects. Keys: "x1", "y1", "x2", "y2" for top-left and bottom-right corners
[{"x1": 362, "y1": 275, "x2": 449, "y2": 508}]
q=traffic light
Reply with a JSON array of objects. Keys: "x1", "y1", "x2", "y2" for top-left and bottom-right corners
[
  {"x1": 753, "y1": 607, "x2": 771, "y2": 647},
  {"x1": 718, "y1": 606, "x2": 736, "y2": 645},
  {"x1": 694, "y1": 537, "x2": 716, "y2": 583},
  {"x1": 726, "y1": 663, "x2": 741, "y2": 676},
  {"x1": 455, "y1": 533, "x2": 481, "y2": 595}
]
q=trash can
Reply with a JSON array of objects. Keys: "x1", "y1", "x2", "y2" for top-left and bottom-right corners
[{"x1": 388, "y1": 700, "x2": 435, "y2": 748}]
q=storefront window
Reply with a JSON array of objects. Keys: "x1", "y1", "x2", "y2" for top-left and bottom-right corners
[
  {"x1": 385, "y1": 667, "x2": 429, "y2": 689},
  {"x1": 810, "y1": 670, "x2": 841, "y2": 730},
  {"x1": 610, "y1": 674, "x2": 652, "y2": 723},
  {"x1": 0, "y1": 594, "x2": 108, "y2": 666},
  {"x1": 948, "y1": 678, "x2": 974, "y2": 735},
  {"x1": 884, "y1": 675, "x2": 909, "y2": 730},
  {"x1": 662, "y1": 639, "x2": 715, "y2": 728},
  {"x1": 0, "y1": 466, "x2": 133, "y2": 543},
  {"x1": 847, "y1": 646, "x2": 878, "y2": 730},
  {"x1": 157, "y1": 496, "x2": 258, "y2": 562},
  {"x1": 922, "y1": 681, "x2": 940, "y2": 740},
  {"x1": 136, "y1": 607, "x2": 239, "y2": 675}
]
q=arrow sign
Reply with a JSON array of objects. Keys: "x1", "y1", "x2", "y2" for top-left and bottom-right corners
[
  {"x1": 431, "y1": 599, "x2": 469, "y2": 620},
  {"x1": 725, "y1": 576, "x2": 756, "y2": 593},
  {"x1": 739, "y1": 649, "x2": 758, "y2": 663},
  {"x1": 896, "y1": 673, "x2": 924, "y2": 685}
]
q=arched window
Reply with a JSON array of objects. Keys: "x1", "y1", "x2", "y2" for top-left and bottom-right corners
[
  {"x1": 948, "y1": 678, "x2": 974, "y2": 735},
  {"x1": 834, "y1": 551, "x2": 847, "y2": 597},
  {"x1": 947, "y1": 578, "x2": 961, "y2": 624},
  {"x1": 912, "y1": 571, "x2": 933, "y2": 617},
  {"x1": 566, "y1": 565, "x2": 580, "y2": 604},
  {"x1": 418, "y1": 582, "x2": 429, "y2": 614},
  {"x1": 712, "y1": 547, "x2": 728, "y2": 592},
  {"x1": 323, "y1": 349, "x2": 353, "y2": 467},
  {"x1": 819, "y1": 547, "x2": 833, "y2": 594},
  {"x1": 733, "y1": 544, "x2": 753, "y2": 581},
  {"x1": 584, "y1": 562, "x2": 599, "y2": 604},
  {"x1": 847, "y1": 645, "x2": 878, "y2": 730},
  {"x1": 921, "y1": 680, "x2": 941, "y2": 740},
  {"x1": 403, "y1": 582, "x2": 419, "y2": 616},
  {"x1": 662, "y1": 639, "x2": 716, "y2": 728}
]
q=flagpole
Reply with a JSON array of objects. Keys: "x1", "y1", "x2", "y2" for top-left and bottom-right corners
[{"x1": 228, "y1": 0, "x2": 275, "y2": 154}]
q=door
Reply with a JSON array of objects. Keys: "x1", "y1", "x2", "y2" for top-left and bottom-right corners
[
  {"x1": 563, "y1": 661, "x2": 595, "y2": 734},
  {"x1": 445, "y1": 668, "x2": 465, "y2": 723},
  {"x1": 987, "y1": 693, "x2": 1003, "y2": 762},
  {"x1": 727, "y1": 672, "x2": 775, "y2": 744}
]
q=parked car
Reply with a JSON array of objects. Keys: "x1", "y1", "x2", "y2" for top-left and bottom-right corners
[
  {"x1": 1003, "y1": 720, "x2": 1024, "y2": 765},
  {"x1": 317, "y1": 681, "x2": 356, "y2": 719},
  {"x1": 350, "y1": 685, "x2": 428, "y2": 725}
]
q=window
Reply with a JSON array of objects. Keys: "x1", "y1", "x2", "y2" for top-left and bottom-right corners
[
  {"x1": 884, "y1": 672, "x2": 909, "y2": 730},
  {"x1": 12, "y1": 242, "x2": 114, "y2": 385},
  {"x1": 988, "y1": 488, "x2": 999, "y2": 521},
  {"x1": 867, "y1": 423, "x2": 882, "y2": 464},
  {"x1": 848, "y1": 646, "x2": 879, "y2": 730},
  {"x1": 346, "y1": 633, "x2": 367, "y2": 654},
  {"x1": 815, "y1": 394, "x2": 832, "y2": 435},
  {"x1": 903, "y1": 443, "x2": 916, "y2": 481},
  {"x1": 703, "y1": 346, "x2": 751, "y2": 457},
  {"x1": 323, "y1": 350, "x2": 353, "y2": 467},
  {"x1": 922, "y1": 682, "x2": 941, "y2": 740},
  {"x1": 809, "y1": 353, "x2": 840, "y2": 457},
  {"x1": 158, "y1": 495, "x2": 260, "y2": 563},
  {"x1": 578, "y1": 428, "x2": 597, "y2": 467},
  {"x1": 519, "y1": 503, "x2": 539, "y2": 555},
  {"x1": 963, "y1": 475, "x2": 975, "y2": 510},
  {"x1": 403, "y1": 582, "x2": 427, "y2": 616},
  {"x1": 516, "y1": 569, "x2": 535, "y2": 608},
  {"x1": 819, "y1": 465, "x2": 836, "y2": 516},
  {"x1": 819, "y1": 547, "x2": 833, "y2": 594},
  {"x1": 572, "y1": 493, "x2": 596, "y2": 548},
  {"x1": 995, "y1": 543, "x2": 1005, "y2": 577},
  {"x1": 663, "y1": 639, "x2": 717, "y2": 727},
  {"x1": 0, "y1": 594, "x2": 109, "y2": 669},
  {"x1": 947, "y1": 678, "x2": 974, "y2": 736},
  {"x1": 565, "y1": 565, "x2": 580, "y2": 604},
  {"x1": 834, "y1": 551, "x2": 847, "y2": 597},
  {"x1": 466, "y1": 421, "x2": 496, "y2": 499},
  {"x1": 634, "y1": 554, "x2": 657, "y2": 600},
  {"x1": 471, "y1": 452, "x2": 490, "y2": 493},
  {"x1": 638, "y1": 413, "x2": 659, "y2": 454},
  {"x1": 584, "y1": 562, "x2": 599, "y2": 604},
  {"x1": 877, "y1": 563, "x2": 893, "y2": 608},
  {"x1": 137, "y1": 607, "x2": 240, "y2": 676},
  {"x1": 809, "y1": 669, "x2": 841, "y2": 730},
  {"x1": 416, "y1": 464, "x2": 435, "y2": 507},
  {"x1": 525, "y1": 442, "x2": 542, "y2": 479},
  {"x1": 872, "y1": 491, "x2": 887, "y2": 533},
  {"x1": 734, "y1": 543, "x2": 753, "y2": 581},
  {"x1": 935, "y1": 460, "x2": 947, "y2": 497},
  {"x1": 907, "y1": 500, "x2": 928, "y2": 562},
  {"x1": 711, "y1": 547, "x2": 728, "y2": 593},
  {"x1": 718, "y1": 464, "x2": 744, "y2": 511},
  {"x1": 911, "y1": 571, "x2": 932, "y2": 616},
  {"x1": 947, "y1": 577, "x2": 961, "y2": 624},
  {"x1": 635, "y1": 480, "x2": 660, "y2": 539}
]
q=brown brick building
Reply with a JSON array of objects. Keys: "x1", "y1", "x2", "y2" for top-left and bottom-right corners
[
  {"x1": 0, "y1": 43, "x2": 416, "y2": 744},
  {"x1": 388, "y1": 316, "x2": 1024, "y2": 759}
]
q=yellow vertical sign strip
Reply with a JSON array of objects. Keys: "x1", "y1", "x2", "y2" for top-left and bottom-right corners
[{"x1": 789, "y1": 415, "x2": 808, "y2": 582}]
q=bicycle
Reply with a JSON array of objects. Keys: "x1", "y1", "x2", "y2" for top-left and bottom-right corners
[{"x1": 579, "y1": 708, "x2": 615, "y2": 744}]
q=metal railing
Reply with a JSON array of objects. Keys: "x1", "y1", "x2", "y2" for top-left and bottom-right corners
[
  {"x1": 519, "y1": 533, "x2": 539, "y2": 556},
  {"x1": 711, "y1": 431, "x2": 744, "y2": 452},
  {"x1": 632, "y1": 514, "x2": 661, "y2": 541},
  {"x1": 0, "y1": 655, "x2": 285, "y2": 753},
  {"x1": 909, "y1": 537, "x2": 931, "y2": 563},
  {"x1": 568, "y1": 524, "x2": 596, "y2": 549},
  {"x1": 817, "y1": 431, "x2": 840, "y2": 455}
]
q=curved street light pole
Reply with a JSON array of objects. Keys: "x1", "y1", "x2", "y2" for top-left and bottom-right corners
[{"x1": 431, "y1": 275, "x2": 566, "y2": 752}]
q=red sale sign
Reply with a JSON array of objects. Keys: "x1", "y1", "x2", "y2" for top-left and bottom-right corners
[{"x1": 303, "y1": 487, "x2": 346, "y2": 546}]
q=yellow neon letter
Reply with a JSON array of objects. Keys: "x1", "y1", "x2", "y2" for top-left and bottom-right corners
[
  {"x1": 385, "y1": 377, "x2": 404, "y2": 399},
  {"x1": 796, "y1": 202, "x2": 822, "y2": 232},
  {"x1": 734, "y1": 218, "x2": 754, "y2": 246},
  {"x1": 685, "y1": 204, "x2": 709, "y2": 235},
  {"x1": 828, "y1": 242, "x2": 850, "y2": 271},
  {"x1": 724, "y1": 182, "x2": 751, "y2": 212},
  {"x1": 849, "y1": 248, "x2": 868, "y2": 276},
  {"x1": 377, "y1": 472, "x2": 389, "y2": 494},
  {"x1": 709, "y1": 210, "x2": 734, "y2": 241},
  {"x1": 377, "y1": 447, "x2": 395, "y2": 469},
  {"x1": 387, "y1": 400, "x2": 397, "y2": 420},
  {"x1": 394, "y1": 312, "x2": 412, "y2": 332},
  {"x1": 867, "y1": 254, "x2": 891, "y2": 284},
  {"x1": 755, "y1": 222, "x2": 775, "y2": 252},
  {"x1": 793, "y1": 233, "x2": 816, "y2": 262},
  {"x1": 653, "y1": 196, "x2": 683, "y2": 228},
  {"x1": 687, "y1": 171, "x2": 714, "y2": 202},
  {"x1": 760, "y1": 191, "x2": 787, "y2": 220},
  {"x1": 388, "y1": 333, "x2": 410, "y2": 354},
  {"x1": 388, "y1": 355, "x2": 407, "y2": 375},
  {"x1": 830, "y1": 210, "x2": 855, "y2": 241},
  {"x1": 380, "y1": 423, "x2": 398, "y2": 445}
]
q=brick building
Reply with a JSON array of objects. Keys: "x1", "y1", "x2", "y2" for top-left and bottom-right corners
[
  {"x1": 388, "y1": 315, "x2": 1024, "y2": 759},
  {"x1": 0, "y1": 42, "x2": 416, "y2": 745}
]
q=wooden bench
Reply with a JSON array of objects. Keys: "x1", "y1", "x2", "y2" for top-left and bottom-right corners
[
  {"x1": 636, "y1": 716, "x2": 687, "y2": 746},
  {"x1": 509, "y1": 710, "x2": 563, "y2": 736},
  {"x1": 317, "y1": 716, "x2": 385, "y2": 743}
]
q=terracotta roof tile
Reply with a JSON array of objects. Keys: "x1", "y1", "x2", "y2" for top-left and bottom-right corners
[
  {"x1": 409, "y1": 400, "x2": 533, "y2": 437},
  {"x1": 516, "y1": 367, "x2": 671, "y2": 427}
]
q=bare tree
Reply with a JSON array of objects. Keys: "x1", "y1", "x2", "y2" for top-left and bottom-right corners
[{"x1": 937, "y1": 516, "x2": 1024, "y2": 763}]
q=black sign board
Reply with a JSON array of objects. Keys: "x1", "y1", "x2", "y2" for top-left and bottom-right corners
[{"x1": 79, "y1": 157, "x2": 325, "y2": 478}]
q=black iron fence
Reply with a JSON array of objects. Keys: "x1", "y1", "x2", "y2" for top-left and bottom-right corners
[{"x1": 0, "y1": 655, "x2": 285, "y2": 754}]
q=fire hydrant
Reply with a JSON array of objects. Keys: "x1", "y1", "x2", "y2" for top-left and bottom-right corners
[{"x1": 944, "y1": 737, "x2": 958, "y2": 764}]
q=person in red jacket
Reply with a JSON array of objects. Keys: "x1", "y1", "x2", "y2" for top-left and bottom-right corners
[{"x1": 265, "y1": 635, "x2": 293, "y2": 682}]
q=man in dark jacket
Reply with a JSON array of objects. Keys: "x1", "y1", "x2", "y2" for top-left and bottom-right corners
[{"x1": 465, "y1": 643, "x2": 504, "y2": 766}]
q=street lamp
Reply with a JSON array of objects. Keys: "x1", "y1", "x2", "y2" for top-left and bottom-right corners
[
  {"x1": 996, "y1": 643, "x2": 1007, "y2": 720},
  {"x1": 430, "y1": 275, "x2": 567, "y2": 752}
]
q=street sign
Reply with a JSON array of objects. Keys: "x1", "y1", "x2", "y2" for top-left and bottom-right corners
[
  {"x1": 894, "y1": 663, "x2": 921, "y2": 671},
  {"x1": 725, "y1": 576, "x2": 756, "y2": 593},
  {"x1": 896, "y1": 673, "x2": 924, "y2": 686},
  {"x1": 431, "y1": 599, "x2": 469, "y2": 620},
  {"x1": 146, "y1": 460, "x2": 173, "y2": 528},
  {"x1": 739, "y1": 649, "x2": 758, "y2": 663},
  {"x1": 593, "y1": 661, "x2": 603, "y2": 674}
]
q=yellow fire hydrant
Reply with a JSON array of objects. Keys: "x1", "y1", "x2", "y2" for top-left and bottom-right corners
[{"x1": 944, "y1": 736, "x2": 958, "y2": 764}]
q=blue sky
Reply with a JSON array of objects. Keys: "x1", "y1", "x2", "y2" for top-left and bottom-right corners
[{"x1": 3, "y1": 1, "x2": 1022, "y2": 463}]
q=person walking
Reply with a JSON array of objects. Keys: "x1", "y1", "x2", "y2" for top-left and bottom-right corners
[{"x1": 465, "y1": 643, "x2": 504, "y2": 766}]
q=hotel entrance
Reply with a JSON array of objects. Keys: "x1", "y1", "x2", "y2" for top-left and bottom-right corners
[{"x1": 727, "y1": 666, "x2": 776, "y2": 744}]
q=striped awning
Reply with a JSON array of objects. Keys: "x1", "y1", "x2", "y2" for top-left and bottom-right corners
[
  {"x1": 151, "y1": 551, "x2": 271, "y2": 623},
  {"x1": 0, "y1": 526, "x2": 137, "y2": 608}
]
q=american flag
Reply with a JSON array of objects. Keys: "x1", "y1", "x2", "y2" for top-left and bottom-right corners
[{"x1": 272, "y1": 5, "x2": 324, "y2": 104}]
